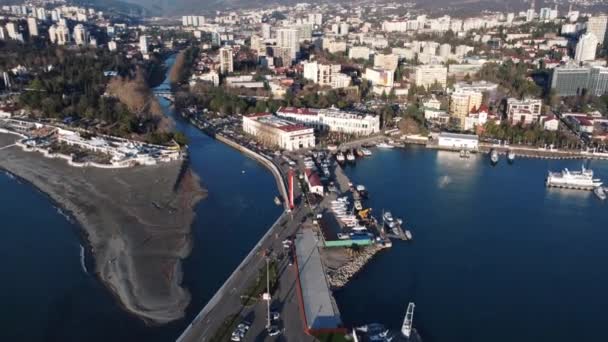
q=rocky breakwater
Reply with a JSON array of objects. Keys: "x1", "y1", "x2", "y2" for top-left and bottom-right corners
[
  {"x1": 327, "y1": 245, "x2": 382, "y2": 289},
  {"x1": 0, "y1": 133, "x2": 207, "y2": 324}
]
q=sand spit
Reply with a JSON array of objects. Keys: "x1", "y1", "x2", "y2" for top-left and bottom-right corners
[{"x1": 0, "y1": 133, "x2": 206, "y2": 324}]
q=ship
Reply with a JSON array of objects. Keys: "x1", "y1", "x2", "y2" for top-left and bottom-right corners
[
  {"x1": 594, "y1": 186, "x2": 606, "y2": 200},
  {"x1": 401, "y1": 302, "x2": 415, "y2": 338},
  {"x1": 490, "y1": 149, "x2": 499, "y2": 164},
  {"x1": 546, "y1": 165, "x2": 603, "y2": 190}
]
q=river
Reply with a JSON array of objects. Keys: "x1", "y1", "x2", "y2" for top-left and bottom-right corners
[
  {"x1": 335, "y1": 146, "x2": 608, "y2": 342},
  {"x1": 0, "y1": 55, "x2": 282, "y2": 341}
]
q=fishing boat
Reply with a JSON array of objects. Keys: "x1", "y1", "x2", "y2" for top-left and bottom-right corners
[
  {"x1": 594, "y1": 186, "x2": 606, "y2": 200},
  {"x1": 401, "y1": 302, "x2": 415, "y2": 338},
  {"x1": 490, "y1": 149, "x2": 499, "y2": 164}
]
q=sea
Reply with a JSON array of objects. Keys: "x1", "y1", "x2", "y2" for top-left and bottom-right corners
[{"x1": 334, "y1": 147, "x2": 608, "y2": 342}]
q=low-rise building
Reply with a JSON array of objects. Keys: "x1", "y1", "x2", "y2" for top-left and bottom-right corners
[
  {"x1": 541, "y1": 114, "x2": 560, "y2": 131},
  {"x1": 437, "y1": 132, "x2": 479, "y2": 150},
  {"x1": 305, "y1": 168, "x2": 324, "y2": 196},
  {"x1": 506, "y1": 98, "x2": 542, "y2": 125},
  {"x1": 242, "y1": 113, "x2": 315, "y2": 151},
  {"x1": 276, "y1": 107, "x2": 380, "y2": 136}
]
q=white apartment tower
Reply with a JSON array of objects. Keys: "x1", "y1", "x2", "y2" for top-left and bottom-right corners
[
  {"x1": 27, "y1": 17, "x2": 38, "y2": 37},
  {"x1": 139, "y1": 35, "x2": 149, "y2": 54},
  {"x1": 219, "y1": 46, "x2": 234, "y2": 74},
  {"x1": 587, "y1": 15, "x2": 608, "y2": 45},
  {"x1": 276, "y1": 28, "x2": 299, "y2": 62},
  {"x1": 575, "y1": 33, "x2": 598, "y2": 62},
  {"x1": 73, "y1": 24, "x2": 89, "y2": 46}
]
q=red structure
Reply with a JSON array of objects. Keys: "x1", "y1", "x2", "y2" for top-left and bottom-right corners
[{"x1": 288, "y1": 168, "x2": 295, "y2": 210}]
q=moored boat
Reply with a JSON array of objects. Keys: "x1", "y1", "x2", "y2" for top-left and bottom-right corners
[
  {"x1": 336, "y1": 152, "x2": 345, "y2": 163},
  {"x1": 376, "y1": 142, "x2": 394, "y2": 149},
  {"x1": 490, "y1": 149, "x2": 499, "y2": 164},
  {"x1": 594, "y1": 186, "x2": 606, "y2": 200},
  {"x1": 507, "y1": 150, "x2": 515, "y2": 163},
  {"x1": 346, "y1": 150, "x2": 356, "y2": 162},
  {"x1": 361, "y1": 148, "x2": 372, "y2": 156}
]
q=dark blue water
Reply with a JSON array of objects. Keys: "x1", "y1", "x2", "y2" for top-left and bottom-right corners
[
  {"x1": 335, "y1": 146, "x2": 608, "y2": 342},
  {"x1": 0, "y1": 55, "x2": 282, "y2": 341}
]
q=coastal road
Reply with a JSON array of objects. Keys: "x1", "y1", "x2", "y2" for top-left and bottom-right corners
[{"x1": 177, "y1": 203, "x2": 311, "y2": 342}]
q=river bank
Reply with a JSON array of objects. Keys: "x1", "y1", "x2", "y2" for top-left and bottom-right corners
[{"x1": 0, "y1": 132, "x2": 207, "y2": 324}]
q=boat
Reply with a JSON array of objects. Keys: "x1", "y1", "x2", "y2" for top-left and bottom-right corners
[
  {"x1": 356, "y1": 184, "x2": 369, "y2": 198},
  {"x1": 507, "y1": 150, "x2": 515, "y2": 163},
  {"x1": 401, "y1": 302, "x2": 415, "y2": 338},
  {"x1": 336, "y1": 152, "x2": 345, "y2": 163},
  {"x1": 546, "y1": 165, "x2": 603, "y2": 190},
  {"x1": 405, "y1": 230, "x2": 413, "y2": 240},
  {"x1": 383, "y1": 211, "x2": 395, "y2": 228},
  {"x1": 376, "y1": 142, "x2": 394, "y2": 149},
  {"x1": 337, "y1": 233, "x2": 350, "y2": 240},
  {"x1": 594, "y1": 186, "x2": 606, "y2": 200},
  {"x1": 459, "y1": 149, "x2": 470, "y2": 159},
  {"x1": 490, "y1": 149, "x2": 499, "y2": 164},
  {"x1": 361, "y1": 148, "x2": 372, "y2": 156},
  {"x1": 356, "y1": 148, "x2": 365, "y2": 157},
  {"x1": 346, "y1": 150, "x2": 356, "y2": 162},
  {"x1": 354, "y1": 200, "x2": 363, "y2": 211},
  {"x1": 274, "y1": 196, "x2": 281, "y2": 206}
]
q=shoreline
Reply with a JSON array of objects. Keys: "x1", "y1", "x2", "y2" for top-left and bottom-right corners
[{"x1": 0, "y1": 132, "x2": 207, "y2": 325}]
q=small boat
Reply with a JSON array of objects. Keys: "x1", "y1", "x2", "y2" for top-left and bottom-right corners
[
  {"x1": 346, "y1": 151, "x2": 356, "y2": 162},
  {"x1": 594, "y1": 186, "x2": 606, "y2": 200},
  {"x1": 383, "y1": 211, "x2": 395, "y2": 228},
  {"x1": 405, "y1": 230, "x2": 413, "y2": 240},
  {"x1": 356, "y1": 184, "x2": 368, "y2": 198},
  {"x1": 336, "y1": 152, "x2": 345, "y2": 163},
  {"x1": 460, "y1": 149, "x2": 470, "y2": 158},
  {"x1": 354, "y1": 200, "x2": 363, "y2": 211},
  {"x1": 274, "y1": 196, "x2": 281, "y2": 205},
  {"x1": 507, "y1": 150, "x2": 515, "y2": 163},
  {"x1": 337, "y1": 233, "x2": 350, "y2": 240},
  {"x1": 490, "y1": 149, "x2": 499, "y2": 164},
  {"x1": 376, "y1": 142, "x2": 394, "y2": 149},
  {"x1": 401, "y1": 302, "x2": 415, "y2": 338},
  {"x1": 361, "y1": 148, "x2": 372, "y2": 156}
]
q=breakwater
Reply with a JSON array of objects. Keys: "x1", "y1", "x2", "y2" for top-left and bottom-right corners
[{"x1": 327, "y1": 245, "x2": 382, "y2": 289}]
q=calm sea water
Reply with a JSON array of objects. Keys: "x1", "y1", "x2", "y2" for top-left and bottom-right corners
[
  {"x1": 0, "y1": 55, "x2": 282, "y2": 341},
  {"x1": 335, "y1": 146, "x2": 608, "y2": 342}
]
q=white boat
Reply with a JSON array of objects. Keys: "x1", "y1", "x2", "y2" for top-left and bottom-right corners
[
  {"x1": 376, "y1": 142, "x2": 394, "y2": 149},
  {"x1": 405, "y1": 230, "x2": 413, "y2": 240},
  {"x1": 383, "y1": 211, "x2": 395, "y2": 228},
  {"x1": 594, "y1": 186, "x2": 606, "y2": 200},
  {"x1": 507, "y1": 150, "x2": 515, "y2": 163},
  {"x1": 459, "y1": 149, "x2": 470, "y2": 159},
  {"x1": 336, "y1": 152, "x2": 345, "y2": 163},
  {"x1": 351, "y1": 225, "x2": 368, "y2": 232},
  {"x1": 546, "y1": 165, "x2": 603, "y2": 190},
  {"x1": 490, "y1": 149, "x2": 499, "y2": 164},
  {"x1": 346, "y1": 151, "x2": 356, "y2": 161},
  {"x1": 401, "y1": 302, "x2": 415, "y2": 338},
  {"x1": 361, "y1": 148, "x2": 372, "y2": 156},
  {"x1": 337, "y1": 233, "x2": 350, "y2": 240}
]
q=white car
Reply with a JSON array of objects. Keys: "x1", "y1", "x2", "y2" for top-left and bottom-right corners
[{"x1": 267, "y1": 326, "x2": 281, "y2": 337}]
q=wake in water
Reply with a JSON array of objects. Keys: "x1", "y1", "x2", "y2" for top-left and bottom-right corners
[
  {"x1": 80, "y1": 245, "x2": 88, "y2": 274},
  {"x1": 438, "y1": 175, "x2": 452, "y2": 188}
]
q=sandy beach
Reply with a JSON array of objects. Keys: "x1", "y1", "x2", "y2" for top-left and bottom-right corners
[{"x1": 0, "y1": 133, "x2": 206, "y2": 324}]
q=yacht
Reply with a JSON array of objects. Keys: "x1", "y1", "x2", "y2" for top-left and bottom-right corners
[
  {"x1": 594, "y1": 186, "x2": 606, "y2": 200},
  {"x1": 336, "y1": 152, "x2": 345, "y2": 163},
  {"x1": 401, "y1": 302, "x2": 415, "y2": 338},
  {"x1": 546, "y1": 165, "x2": 603, "y2": 190},
  {"x1": 346, "y1": 150, "x2": 356, "y2": 162},
  {"x1": 376, "y1": 142, "x2": 394, "y2": 149},
  {"x1": 383, "y1": 211, "x2": 395, "y2": 228},
  {"x1": 490, "y1": 149, "x2": 499, "y2": 164}
]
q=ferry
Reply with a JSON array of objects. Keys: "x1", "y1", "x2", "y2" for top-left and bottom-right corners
[
  {"x1": 490, "y1": 149, "x2": 499, "y2": 164},
  {"x1": 401, "y1": 302, "x2": 415, "y2": 338},
  {"x1": 361, "y1": 148, "x2": 373, "y2": 156},
  {"x1": 546, "y1": 165, "x2": 603, "y2": 190},
  {"x1": 594, "y1": 186, "x2": 606, "y2": 200}
]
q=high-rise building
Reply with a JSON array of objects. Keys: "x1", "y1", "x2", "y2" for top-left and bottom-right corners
[
  {"x1": 0, "y1": 26, "x2": 8, "y2": 40},
  {"x1": 27, "y1": 17, "x2": 38, "y2": 37},
  {"x1": 55, "y1": 24, "x2": 70, "y2": 45},
  {"x1": 261, "y1": 23, "x2": 271, "y2": 40},
  {"x1": 219, "y1": 46, "x2": 234, "y2": 74},
  {"x1": 73, "y1": 24, "x2": 88, "y2": 45},
  {"x1": 139, "y1": 35, "x2": 149, "y2": 54},
  {"x1": 6, "y1": 22, "x2": 18, "y2": 40},
  {"x1": 303, "y1": 61, "x2": 344, "y2": 87},
  {"x1": 308, "y1": 13, "x2": 322, "y2": 26},
  {"x1": 439, "y1": 43, "x2": 452, "y2": 58},
  {"x1": 276, "y1": 28, "x2": 299, "y2": 62},
  {"x1": 575, "y1": 33, "x2": 598, "y2": 62},
  {"x1": 450, "y1": 90, "x2": 483, "y2": 127},
  {"x1": 35, "y1": 7, "x2": 46, "y2": 21},
  {"x1": 587, "y1": 15, "x2": 608, "y2": 45}
]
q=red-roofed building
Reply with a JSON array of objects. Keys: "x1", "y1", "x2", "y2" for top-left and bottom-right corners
[
  {"x1": 304, "y1": 168, "x2": 324, "y2": 196},
  {"x1": 242, "y1": 113, "x2": 315, "y2": 151},
  {"x1": 540, "y1": 114, "x2": 560, "y2": 131}
]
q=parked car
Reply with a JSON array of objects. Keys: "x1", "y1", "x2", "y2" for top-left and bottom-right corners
[
  {"x1": 267, "y1": 326, "x2": 281, "y2": 337},
  {"x1": 231, "y1": 321, "x2": 251, "y2": 341}
]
